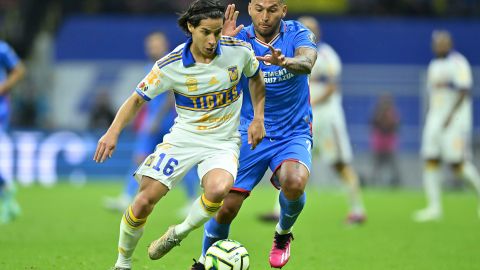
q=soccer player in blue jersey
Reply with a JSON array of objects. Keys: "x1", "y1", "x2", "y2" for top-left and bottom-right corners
[
  {"x1": 192, "y1": 1, "x2": 318, "y2": 269},
  {"x1": 0, "y1": 40, "x2": 26, "y2": 224},
  {"x1": 103, "y1": 32, "x2": 199, "y2": 215}
]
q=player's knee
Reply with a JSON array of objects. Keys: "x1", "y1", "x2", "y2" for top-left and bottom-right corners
[
  {"x1": 133, "y1": 193, "x2": 157, "y2": 215},
  {"x1": 282, "y1": 174, "x2": 307, "y2": 199},
  {"x1": 450, "y1": 162, "x2": 463, "y2": 172},
  {"x1": 206, "y1": 181, "x2": 232, "y2": 202}
]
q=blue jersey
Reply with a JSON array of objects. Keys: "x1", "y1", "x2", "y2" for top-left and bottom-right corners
[
  {"x1": 0, "y1": 41, "x2": 20, "y2": 130},
  {"x1": 237, "y1": 20, "x2": 316, "y2": 139}
]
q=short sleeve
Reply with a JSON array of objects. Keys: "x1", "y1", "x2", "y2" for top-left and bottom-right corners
[
  {"x1": 452, "y1": 57, "x2": 472, "y2": 90},
  {"x1": 242, "y1": 46, "x2": 260, "y2": 78},
  {"x1": 135, "y1": 63, "x2": 170, "y2": 101},
  {"x1": 293, "y1": 28, "x2": 317, "y2": 50},
  {"x1": 0, "y1": 42, "x2": 20, "y2": 70}
]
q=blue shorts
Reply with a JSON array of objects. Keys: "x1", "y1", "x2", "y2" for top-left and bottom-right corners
[{"x1": 232, "y1": 133, "x2": 312, "y2": 195}]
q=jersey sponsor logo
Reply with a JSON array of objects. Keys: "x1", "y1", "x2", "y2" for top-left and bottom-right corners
[
  {"x1": 174, "y1": 85, "x2": 242, "y2": 111},
  {"x1": 209, "y1": 76, "x2": 220, "y2": 86},
  {"x1": 185, "y1": 75, "x2": 198, "y2": 92},
  {"x1": 228, "y1": 66, "x2": 239, "y2": 82}
]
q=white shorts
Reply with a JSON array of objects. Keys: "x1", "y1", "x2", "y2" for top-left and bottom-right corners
[
  {"x1": 312, "y1": 103, "x2": 353, "y2": 164},
  {"x1": 421, "y1": 115, "x2": 471, "y2": 163},
  {"x1": 134, "y1": 132, "x2": 240, "y2": 190}
]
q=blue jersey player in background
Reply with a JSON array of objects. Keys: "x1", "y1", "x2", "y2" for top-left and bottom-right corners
[
  {"x1": 103, "y1": 32, "x2": 199, "y2": 215},
  {"x1": 191, "y1": 1, "x2": 317, "y2": 269},
  {"x1": 0, "y1": 40, "x2": 26, "y2": 224}
]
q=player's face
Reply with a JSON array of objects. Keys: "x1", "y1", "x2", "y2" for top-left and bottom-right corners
[
  {"x1": 432, "y1": 36, "x2": 452, "y2": 58},
  {"x1": 188, "y1": 18, "x2": 223, "y2": 58},
  {"x1": 248, "y1": 0, "x2": 287, "y2": 38},
  {"x1": 145, "y1": 34, "x2": 168, "y2": 61}
]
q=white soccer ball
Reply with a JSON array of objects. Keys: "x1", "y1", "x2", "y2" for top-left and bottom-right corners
[{"x1": 204, "y1": 239, "x2": 250, "y2": 270}]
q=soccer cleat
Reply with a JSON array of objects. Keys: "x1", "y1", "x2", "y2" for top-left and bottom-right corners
[
  {"x1": 413, "y1": 208, "x2": 442, "y2": 222},
  {"x1": 269, "y1": 232, "x2": 293, "y2": 268},
  {"x1": 190, "y1": 259, "x2": 205, "y2": 270},
  {"x1": 345, "y1": 212, "x2": 366, "y2": 225},
  {"x1": 148, "y1": 225, "x2": 182, "y2": 260},
  {"x1": 258, "y1": 212, "x2": 280, "y2": 223},
  {"x1": 111, "y1": 267, "x2": 130, "y2": 270}
]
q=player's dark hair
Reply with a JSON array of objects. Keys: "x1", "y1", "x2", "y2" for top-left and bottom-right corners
[{"x1": 178, "y1": 0, "x2": 225, "y2": 35}]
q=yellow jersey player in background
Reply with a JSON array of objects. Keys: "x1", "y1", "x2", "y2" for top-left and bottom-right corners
[
  {"x1": 93, "y1": 1, "x2": 266, "y2": 269},
  {"x1": 414, "y1": 30, "x2": 480, "y2": 222},
  {"x1": 299, "y1": 16, "x2": 366, "y2": 224}
]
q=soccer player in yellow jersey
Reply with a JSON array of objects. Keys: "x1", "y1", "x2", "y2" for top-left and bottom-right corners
[
  {"x1": 93, "y1": 1, "x2": 266, "y2": 269},
  {"x1": 414, "y1": 30, "x2": 480, "y2": 222}
]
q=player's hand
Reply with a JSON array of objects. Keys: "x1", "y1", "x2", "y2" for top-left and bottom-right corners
[
  {"x1": 223, "y1": 4, "x2": 244, "y2": 37},
  {"x1": 256, "y1": 44, "x2": 288, "y2": 67},
  {"x1": 247, "y1": 118, "x2": 265, "y2": 150},
  {"x1": 93, "y1": 131, "x2": 119, "y2": 163}
]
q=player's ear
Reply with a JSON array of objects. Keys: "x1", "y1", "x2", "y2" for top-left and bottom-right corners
[
  {"x1": 282, "y1": 4, "x2": 287, "y2": 18},
  {"x1": 187, "y1": 22, "x2": 195, "y2": 34}
]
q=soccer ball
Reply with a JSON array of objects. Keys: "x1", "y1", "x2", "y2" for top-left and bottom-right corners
[{"x1": 204, "y1": 239, "x2": 250, "y2": 270}]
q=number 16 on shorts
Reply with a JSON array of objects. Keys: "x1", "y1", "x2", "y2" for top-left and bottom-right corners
[{"x1": 144, "y1": 152, "x2": 179, "y2": 176}]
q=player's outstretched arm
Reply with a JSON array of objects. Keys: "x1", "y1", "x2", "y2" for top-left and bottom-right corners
[
  {"x1": 247, "y1": 70, "x2": 266, "y2": 149},
  {"x1": 0, "y1": 62, "x2": 26, "y2": 95},
  {"x1": 94, "y1": 93, "x2": 146, "y2": 163},
  {"x1": 256, "y1": 45, "x2": 317, "y2": 75}
]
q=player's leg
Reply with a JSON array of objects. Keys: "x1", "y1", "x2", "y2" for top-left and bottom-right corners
[
  {"x1": 194, "y1": 135, "x2": 271, "y2": 269},
  {"x1": 446, "y1": 129, "x2": 480, "y2": 217},
  {"x1": 0, "y1": 130, "x2": 20, "y2": 224},
  {"x1": 333, "y1": 161, "x2": 366, "y2": 224},
  {"x1": 268, "y1": 136, "x2": 311, "y2": 268},
  {"x1": 115, "y1": 175, "x2": 169, "y2": 269},
  {"x1": 150, "y1": 168, "x2": 233, "y2": 260},
  {"x1": 414, "y1": 119, "x2": 443, "y2": 222},
  {"x1": 149, "y1": 147, "x2": 238, "y2": 260},
  {"x1": 329, "y1": 106, "x2": 366, "y2": 223}
]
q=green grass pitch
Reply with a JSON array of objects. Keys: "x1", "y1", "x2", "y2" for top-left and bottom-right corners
[{"x1": 1, "y1": 182, "x2": 479, "y2": 270}]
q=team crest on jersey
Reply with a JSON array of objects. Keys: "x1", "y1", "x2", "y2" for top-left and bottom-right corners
[
  {"x1": 185, "y1": 75, "x2": 198, "y2": 92},
  {"x1": 228, "y1": 66, "x2": 239, "y2": 82},
  {"x1": 138, "y1": 82, "x2": 148, "y2": 92}
]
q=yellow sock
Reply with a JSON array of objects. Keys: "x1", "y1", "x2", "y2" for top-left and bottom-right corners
[{"x1": 175, "y1": 194, "x2": 223, "y2": 239}]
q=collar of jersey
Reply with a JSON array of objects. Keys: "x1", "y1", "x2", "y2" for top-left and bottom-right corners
[
  {"x1": 246, "y1": 20, "x2": 287, "y2": 40},
  {"x1": 182, "y1": 37, "x2": 222, "y2": 67}
]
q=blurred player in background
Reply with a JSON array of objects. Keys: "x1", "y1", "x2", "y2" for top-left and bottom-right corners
[
  {"x1": 0, "y1": 40, "x2": 26, "y2": 224},
  {"x1": 193, "y1": 2, "x2": 317, "y2": 269},
  {"x1": 301, "y1": 17, "x2": 366, "y2": 224},
  {"x1": 94, "y1": 1, "x2": 265, "y2": 269},
  {"x1": 414, "y1": 30, "x2": 480, "y2": 222},
  {"x1": 258, "y1": 16, "x2": 366, "y2": 225},
  {"x1": 103, "y1": 31, "x2": 199, "y2": 216}
]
